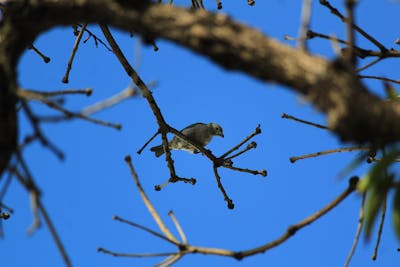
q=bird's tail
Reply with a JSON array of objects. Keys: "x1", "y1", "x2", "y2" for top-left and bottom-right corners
[{"x1": 150, "y1": 145, "x2": 164, "y2": 157}]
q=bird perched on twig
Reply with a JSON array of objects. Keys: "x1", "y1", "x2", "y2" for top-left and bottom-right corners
[{"x1": 150, "y1": 122, "x2": 224, "y2": 157}]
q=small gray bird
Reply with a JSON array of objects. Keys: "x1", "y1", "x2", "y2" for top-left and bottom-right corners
[{"x1": 150, "y1": 122, "x2": 224, "y2": 157}]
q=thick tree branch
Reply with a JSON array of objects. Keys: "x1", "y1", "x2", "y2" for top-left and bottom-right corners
[{"x1": 1, "y1": 0, "x2": 400, "y2": 174}]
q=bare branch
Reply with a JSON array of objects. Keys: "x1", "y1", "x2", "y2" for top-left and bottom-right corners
[
  {"x1": 124, "y1": 156, "x2": 178, "y2": 243},
  {"x1": 233, "y1": 177, "x2": 359, "y2": 258},
  {"x1": 290, "y1": 146, "x2": 370, "y2": 163},
  {"x1": 62, "y1": 22, "x2": 88, "y2": 83},
  {"x1": 213, "y1": 166, "x2": 234, "y2": 209},
  {"x1": 358, "y1": 75, "x2": 400, "y2": 85},
  {"x1": 168, "y1": 211, "x2": 187, "y2": 244},
  {"x1": 82, "y1": 87, "x2": 137, "y2": 115},
  {"x1": 113, "y1": 215, "x2": 179, "y2": 246},
  {"x1": 98, "y1": 247, "x2": 175, "y2": 258},
  {"x1": 319, "y1": 0, "x2": 387, "y2": 52},
  {"x1": 13, "y1": 153, "x2": 72, "y2": 267},
  {"x1": 281, "y1": 113, "x2": 329, "y2": 130},
  {"x1": 21, "y1": 88, "x2": 92, "y2": 98},
  {"x1": 220, "y1": 124, "x2": 261, "y2": 159},
  {"x1": 20, "y1": 100, "x2": 65, "y2": 160},
  {"x1": 344, "y1": 192, "x2": 366, "y2": 267},
  {"x1": 298, "y1": 0, "x2": 312, "y2": 51},
  {"x1": 27, "y1": 44, "x2": 50, "y2": 63},
  {"x1": 18, "y1": 89, "x2": 122, "y2": 130}
]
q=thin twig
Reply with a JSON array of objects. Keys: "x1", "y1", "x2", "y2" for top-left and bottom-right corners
[
  {"x1": 343, "y1": 192, "x2": 366, "y2": 267},
  {"x1": 0, "y1": 170, "x2": 13, "y2": 238},
  {"x1": 213, "y1": 165, "x2": 234, "y2": 209},
  {"x1": 154, "y1": 253, "x2": 183, "y2": 267},
  {"x1": 358, "y1": 75, "x2": 400, "y2": 85},
  {"x1": 98, "y1": 247, "x2": 175, "y2": 258},
  {"x1": 168, "y1": 210, "x2": 187, "y2": 244},
  {"x1": 220, "y1": 125, "x2": 261, "y2": 159},
  {"x1": 19, "y1": 91, "x2": 121, "y2": 130},
  {"x1": 137, "y1": 130, "x2": 160, "y2": 154},
  {"x1": 124, "y1": 156, "x2": 178, "y2": 243},
  {"x1": 27, "y1": 44, "x2": 50, "y2": 63},
  {"x1": 0, "y1": 169, "x2": 13, "y2": 202},
  {"x1": 13, "y1": 153, "x2": 72, "y2": 267},
  {"x1": 113, "y1": 215, "x2": 179, "y2": 246},
  {"x1": 298, "y1": 0, "x2": 312, "y2": 51},
  {"x1": 344, "y1": 0, "x2": 357, "y2": 65},
  {"x1": 20, "y1": 100, "x2": 65, "y2": 160},
  {"x1": 75, "y1": 23, "x2": 112, "y2": 51},
  {"x1": 225, "y1": 165, "x2": 267, "y2": 177},
  {"x1": 290, "y1": 146, "x2": 369, "y2": 163},
  {"x1": 319, "y1": 0, "x2": 388, "y2": 52},
  {"x1": 82, "y1": 87, "x2": 136, "y2": 115},
  {"x1": 234, "y1": 177, "x2": 359, "y2": 258},
  {"x1": 38, "y1": 199, "x2": 72, "y2": 267},
  {"x1": 225, "y1": 141, "x2": 257, "y2": 161},
  {"x1": 372, "y1": 189, "x2": 387, "y2": 260},
  {"x1": 62, "y1": 22, "x2": 88, "y2": 83},
  {"x1": 356, "y1": 57, "x2": 384, "y2": 72},
  {"x1": 20, "y1": 88, "x2": 92, "y2": 98},
  {"x1": 281, "y1": 113, "x2": 328, "y2": 130}
]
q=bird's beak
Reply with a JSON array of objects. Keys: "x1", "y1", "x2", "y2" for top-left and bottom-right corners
[{"x1": 219, "y1": 132, "x2": 224, "y2": 138}]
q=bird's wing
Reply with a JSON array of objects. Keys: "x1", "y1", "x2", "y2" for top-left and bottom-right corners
[{"x1": 181, "y1": 122, "x2": 206, "y2": 132}]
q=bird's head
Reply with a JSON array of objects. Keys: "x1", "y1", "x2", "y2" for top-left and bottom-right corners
[{"x1": 210, "y1": 123, "x2": 224, "y2": 138}]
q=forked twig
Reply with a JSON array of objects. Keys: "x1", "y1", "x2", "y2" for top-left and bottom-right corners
[
  {"x1": 319, "y1": 0, "x2": 387, "y2": 52},
  {"x1": 20, "y1": 100, "x2": 64, "y2": 160},
  {"x1": 18, "y1": 89, "x2": 122, "y2": 130},
  {"x1": 101, "y1": 167, "x2": 359, "y2": 265},
  {"x1": 220, "y1": 125, "x2": 261, "y2": 159},
  {"x1": 13, "y1": 152, "x2": 72, "y2": 267},
  {"x1": 100, "y1": 24, "x2": 265, "y2": 208},
  {"x1": 124, "y1": 156, "x2": 178, "y2": 243}
]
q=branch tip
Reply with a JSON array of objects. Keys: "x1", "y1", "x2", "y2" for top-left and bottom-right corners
[
  {"x1": 124, "y1": 155, "x2": 132, "y2": 162},
  {"x1": 260, "y1": 170, "x2": 267, "y2": 177},
  {"x1": 248, "y1": 0, "x2": 255, "y2": 6},
  {"x1": 255, "y1": 124, "x2": 261, "y2": 134},
  {"x1": 348, "y1": 176, "x2": 359, "y2": 189}
]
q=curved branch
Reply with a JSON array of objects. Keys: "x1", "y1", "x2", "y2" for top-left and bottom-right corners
[{"x1": 2, "y1": 0, "x2": 400, "y2": 174}]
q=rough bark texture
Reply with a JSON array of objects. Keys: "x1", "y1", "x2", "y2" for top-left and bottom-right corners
[{"x1": 0, "y1": 0, "x2": 399, "y2": 174}]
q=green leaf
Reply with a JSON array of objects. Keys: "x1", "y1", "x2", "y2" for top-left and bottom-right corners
[
  {"x1": 362, "y1": 149, "x2": 399, "y2": 239},
  {"x1": 393, "y1": 188, "x2": 400, "y2": 240},
  {"x1": 364, "y1": 178, "x2": 391, "y2": 239},
  {"x1": 358, "y1": 149, "x2": 400, "y2": 193}
]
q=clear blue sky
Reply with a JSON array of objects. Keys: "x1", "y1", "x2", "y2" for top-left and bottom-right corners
[{"x1": 1, "y1": 1, "x2": 399, "y2": 266}]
